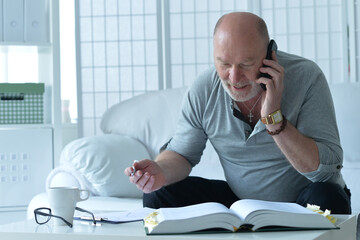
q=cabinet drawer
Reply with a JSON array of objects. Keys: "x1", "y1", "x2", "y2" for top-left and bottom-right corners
[{"x1": 0, "y1": 128, "x2": 52, "y2": 207}]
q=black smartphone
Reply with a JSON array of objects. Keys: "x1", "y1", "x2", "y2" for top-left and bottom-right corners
[{"x1": 259, "y1": 39, "x2": 278, "y2": 91}]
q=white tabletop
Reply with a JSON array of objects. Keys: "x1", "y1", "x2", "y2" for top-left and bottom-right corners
[{"x1": 0, "y1": 214, "x2": 356, "y2": 240}]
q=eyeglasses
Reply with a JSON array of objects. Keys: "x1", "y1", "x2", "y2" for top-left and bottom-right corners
[{"x1": 34, "y1": 207, "x2": 96, "y2": 228}]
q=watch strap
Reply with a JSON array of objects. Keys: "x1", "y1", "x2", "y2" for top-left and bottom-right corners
[{"x1": 267, "y1": 116, "x2": 287, "y2": 135}]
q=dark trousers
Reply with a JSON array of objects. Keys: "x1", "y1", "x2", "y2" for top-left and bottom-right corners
[{"x1": 143, "y1": 176, "x2": 351, "y2": 214}]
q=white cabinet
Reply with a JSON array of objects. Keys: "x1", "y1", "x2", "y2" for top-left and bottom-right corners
[
  {"x1": 0, "y1": 127, "x2": 53, "y2": 224},
  {"x1": 1, "y1": 0, "x2": 49, "y2": 43},
  {"x1": 0, "y1": 128, "x2": 53, "y2": 207}
]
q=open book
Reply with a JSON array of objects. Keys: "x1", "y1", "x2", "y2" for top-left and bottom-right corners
[{"x1": 143, "y1": 199, "x2": 337, "y2": 234}]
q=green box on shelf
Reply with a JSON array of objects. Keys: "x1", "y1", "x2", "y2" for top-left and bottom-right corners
[{"x1": 0, "y1": 83, "x2": 45, "y2": 124}]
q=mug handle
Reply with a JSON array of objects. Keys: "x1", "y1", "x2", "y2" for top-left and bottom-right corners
[{"x1": 78, "y1": 189, "x2": 90, "y2": 202}]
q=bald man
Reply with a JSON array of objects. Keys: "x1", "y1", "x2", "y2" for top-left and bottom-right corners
[{"x1": 125, "y1": 12, "x2": 351, "y2": 214}]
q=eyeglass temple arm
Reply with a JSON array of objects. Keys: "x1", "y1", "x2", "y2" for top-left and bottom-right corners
[{"x1": 75, "y1": 207, "x2": 96, "y2": 224}]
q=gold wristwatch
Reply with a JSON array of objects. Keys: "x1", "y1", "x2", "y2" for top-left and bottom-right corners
[{"x1": 261, "y1": 110, "x2": 283, "y2": 125}]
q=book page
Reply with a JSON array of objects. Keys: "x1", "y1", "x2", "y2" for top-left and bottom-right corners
[
  {"x1": 145, "y1": 202, "x2": 242, "y2": 234},
  {"x1": 159, "y1": 202, "x2": 232, "y2": 220},
  {"x1": 230, "y1": 199, "x2": 316, "y2": 221}
]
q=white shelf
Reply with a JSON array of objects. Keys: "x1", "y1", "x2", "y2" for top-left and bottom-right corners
[
  {"x1": 0, "y1": 124, "x2": 53, "y2": 129},
  {"x1": 0, "y1": 206, "x2": 27, "y2": 212},
  {"x1": 0, "y1": 42, "x2": 51, "y2": 47}
]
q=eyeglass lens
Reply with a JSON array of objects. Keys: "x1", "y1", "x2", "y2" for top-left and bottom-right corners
[{"x1": 34, "y1": 208, "x2": 51, "y2": 224}]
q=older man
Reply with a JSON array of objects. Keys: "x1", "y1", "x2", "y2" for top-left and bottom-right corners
[{"x1": 125, "y1": 12, "x2": 351, "y2": 214}]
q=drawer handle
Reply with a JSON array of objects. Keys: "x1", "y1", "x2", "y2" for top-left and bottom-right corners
[{"x1": 0, "y1": 93, "x2": 25, "y2": 101}]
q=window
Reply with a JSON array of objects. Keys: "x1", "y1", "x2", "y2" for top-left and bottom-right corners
[
  {"x1": 60, "y1": 0, "x2": 77, "y2": 123},
  {"x1": 76, "y1": 0, "x2": 247, "y2": 136},
  {"x1": 75, "y1": 0, "x2": 359, "y2": 137},
  {"x1": 260, "y1": 0, "x2": 347, "y2": 83},
  {"x1": 167, "y1": 0, "x2": 248, "y2": 88},
  {"x1": 76, "y1": 0, "x2": 161, "y2": 136}
]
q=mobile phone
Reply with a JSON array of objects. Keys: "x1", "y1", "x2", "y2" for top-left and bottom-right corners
[{"x1": 259, "y1": 39, "x2": 278, "y2": 91}]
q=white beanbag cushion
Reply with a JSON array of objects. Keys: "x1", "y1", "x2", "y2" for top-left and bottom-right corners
[
  {"x1": 56, "y1": 134, "x2": 150, "y2": 198},
  {"x1": 100, "y1": 87, "x2": 188, "y2": 159}
]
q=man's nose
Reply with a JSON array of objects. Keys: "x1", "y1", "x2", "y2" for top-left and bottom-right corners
[{"x1": 229, "y1": 66, "x2": 242, "y2": 82}]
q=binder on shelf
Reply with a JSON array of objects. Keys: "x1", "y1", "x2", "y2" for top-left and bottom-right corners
[
  {"x1": 3, "y1": 0, "x2": 24, "y2": 42},
  {"x1": 24, "y1": 0, "x2": 48, "y2": 42},
  {"x1": 0, "y1": 0, "x2": 3, "y2": 41},
  {"x1": 1, "y1": 0, "x2": 49, "y2": 43}
]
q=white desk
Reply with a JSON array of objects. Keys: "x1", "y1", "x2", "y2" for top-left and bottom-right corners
[{"x1": 0, "y1": 215, "x2": 356, "y2": 240}]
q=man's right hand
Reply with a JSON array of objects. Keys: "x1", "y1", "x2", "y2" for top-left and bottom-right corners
[
  {"x1": 125, "y1": 150, "x2": 192, "y2": 194},
  {"x1": 124, "y1": 159, "x2": 166, "y2": 194}
]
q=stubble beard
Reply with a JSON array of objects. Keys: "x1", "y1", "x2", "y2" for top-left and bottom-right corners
[{"x1": 220, "y1": 78, "x2": 262, "y2": 102}]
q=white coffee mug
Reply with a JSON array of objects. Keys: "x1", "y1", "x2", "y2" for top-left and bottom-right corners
[{"x1": 47, "y1": 187, "x2": 90, "y2": 226}]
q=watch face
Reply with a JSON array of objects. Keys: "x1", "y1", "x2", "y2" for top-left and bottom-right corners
[
  {"x1": 273, "y1": 111, "x2": 283, "y2": 123},
  {"x1": 262, "y1": 110, "x2": 283, "y2": 124}
]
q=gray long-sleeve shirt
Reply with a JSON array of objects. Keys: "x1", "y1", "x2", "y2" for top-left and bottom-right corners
[{"x1": 167, "y1": 51, "x2": 345, "y2": 202}]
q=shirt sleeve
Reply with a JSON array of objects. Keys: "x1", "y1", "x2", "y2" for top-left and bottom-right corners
[{"x1": 294, "y1": 64, "x2": 343, "y2": 183}]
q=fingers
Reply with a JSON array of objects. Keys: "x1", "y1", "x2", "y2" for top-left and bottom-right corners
[
  {"x1": 124, "y1": 159, "x2": 155, "y2": 192},
  {"x1": 260, "y1": 59, "x2": 284, "y2": 79},
  {"x1": 135, "y1": 172, "x2": 155, "y2": 193},
  {"x1": 260, "y1": 51, "x2": 282, "y2": 77},
  {"x1": 130, "y1": 170, "x2": 155, "y2": 193},
  {"x1": 124, "y1": 164, "x2": 138, "y2": 177},
  {"x1": 124, "y1": 159, "x2": 145, "y2": 177},
  {"x1": 257, "y1": 58, "x2": 284, "y2": 91},
  {"x1": 142, "y1": 176, "x2": 155, "y2": 193},
  {"x1": 124, "y1": 159, "x2": 163, "y2": 193},
  {"x1": 124, "y1": 166, "x2": 134, "y2": 177}
]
